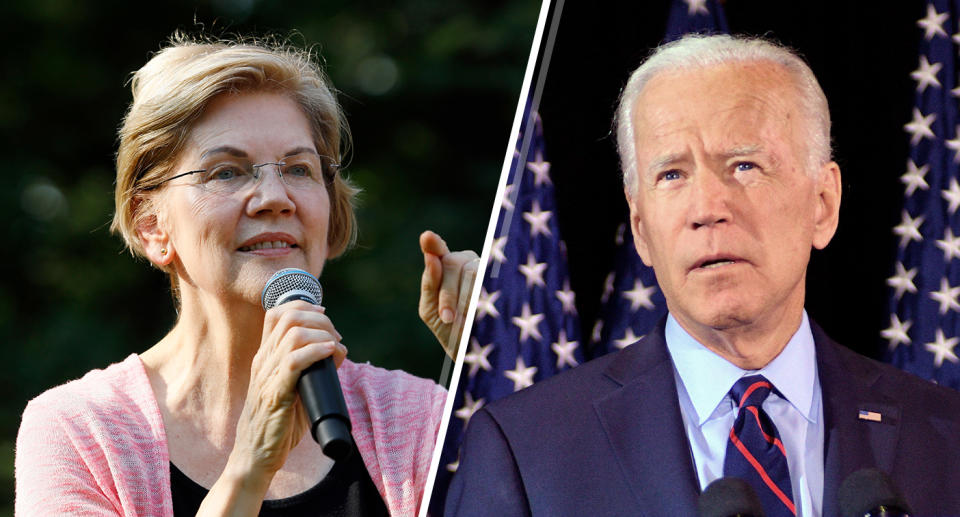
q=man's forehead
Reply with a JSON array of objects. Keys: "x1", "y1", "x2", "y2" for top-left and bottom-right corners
[
  {"x1": 637, "y1": 61, "x2": 794, "y2": 114},
  {"x1": 631, "y1": 62, "x2": 799, "y2": 158}
]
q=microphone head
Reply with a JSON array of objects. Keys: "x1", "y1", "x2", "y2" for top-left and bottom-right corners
[
  {"x1": 838, "y1": 468, "x2": 911, "y2": 517},
  {"x1": 261, "y1": 268, "x2": 323, "y2": 310},
  {"x1": 699, "y1": 477, "x2": 765, "y2": 517}
]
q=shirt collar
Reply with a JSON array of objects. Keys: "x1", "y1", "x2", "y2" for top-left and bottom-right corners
[{"x1": 665, "y1": 311, "x2": 818, "y2": 426}]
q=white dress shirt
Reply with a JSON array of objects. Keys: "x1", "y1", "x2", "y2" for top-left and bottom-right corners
[{"x1": 664, "y1": 311, "x2": 824, "y2": 517}]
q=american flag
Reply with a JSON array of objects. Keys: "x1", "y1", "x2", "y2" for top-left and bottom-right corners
[
  {"x1": 591, "y1": 0, "x2": 728, "y2": 356},
  {"x1": 428, "y1": 106, "x2": 583, "y2": 515},
  {"x1": 884, "y1": 0, "x2": 960, "y2": 390}
]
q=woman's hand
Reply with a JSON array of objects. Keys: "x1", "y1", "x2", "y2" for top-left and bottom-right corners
[
  {"x1": 419, "y1": 230, "x2": 480, "y2": 359},
  {"x1": 201, "y1": 301, "x2": 346, "y2": 514}
]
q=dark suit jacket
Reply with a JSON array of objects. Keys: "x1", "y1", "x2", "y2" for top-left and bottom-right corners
[{"x1": 445, "y1": 319, "x2": 960, "y2": 516}]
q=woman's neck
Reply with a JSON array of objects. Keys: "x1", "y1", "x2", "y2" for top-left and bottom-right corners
[{"x1": 141, "y1": 284, "x2": 266, "y2": 439}]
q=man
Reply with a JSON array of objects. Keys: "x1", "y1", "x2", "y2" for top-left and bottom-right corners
[{"x1": 445, "y1": 34, "x2": 960, "y2": 517}]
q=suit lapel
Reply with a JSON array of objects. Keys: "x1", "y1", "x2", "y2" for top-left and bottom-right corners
[
  {"x1": 814, "y1": 323, "x2": 901, "y2": 516},
  {"x1": 594, "y1": 323, "x2": 701, "y2": 516}
]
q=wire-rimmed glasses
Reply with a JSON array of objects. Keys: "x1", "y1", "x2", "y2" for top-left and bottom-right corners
[{"x1": 143, "y1": 151, "x2": 339, "y2": 195}]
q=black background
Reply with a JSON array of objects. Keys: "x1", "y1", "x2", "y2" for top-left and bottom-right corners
[{"x1": 539, "y1": 0, "x2": 920, "y2": 358}]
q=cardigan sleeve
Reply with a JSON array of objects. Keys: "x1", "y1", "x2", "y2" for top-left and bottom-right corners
[
  {"x1": 340, "y1": 360, "x2": 448, "y2": 517},
  {"x1": 15, "y1": 398, "x2": 122, "y2": 516},
  {"x1": 15, "y1": 355, "x2": 172, "y2": 517}
]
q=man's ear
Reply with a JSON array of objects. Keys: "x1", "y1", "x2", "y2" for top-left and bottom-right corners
[
  {"x1": 625, "y1": 185, "x2": 654, "y2": 267},
  {"x1": 135, "y1": 201, "x2": 175, "y2": 266},
  {"x1": 812, "y1": 161, "x2": 842, "y2": 250}
]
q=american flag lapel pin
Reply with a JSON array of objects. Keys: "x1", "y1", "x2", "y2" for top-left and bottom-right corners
[{"x1": 858, "y1": 410, "x2": 882, "y2": 422}]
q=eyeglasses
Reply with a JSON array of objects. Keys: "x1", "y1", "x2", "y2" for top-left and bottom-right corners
[{"x1": 143, "y1": 152, "x2": 339, "y2": 195}]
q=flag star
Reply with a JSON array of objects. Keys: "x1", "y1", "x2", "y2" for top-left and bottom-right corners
[
  {"x1": 911, "y1": 55, "x2": 943, "y2": 92},
  {"x1": 951, "y1": 83, "x2": 960, "y2": 98},
  {"x1": 454, "y1": 392, "x2": 485, "y2": 425},
  {"x1": 684, "y1": 0, "x2": 709, "y2": 15},
  {"x1": 947, "y1": 128, "x2": 960, "y2": 162},
  {"x1": 929, "y1": 277, "x2": 960, "y2": 315},
  {"x1": 904, "y1": 107, "x2": 936, "y2": 145},
  {"x1": 518, "y1": 253, "x2": 548, "y2": 288},
  {"x1": 555, "y1": 280, "x2": 577, "y2": 314},
  {"x1": 937, "y1": 228, "x2": 960, "y2": 262},
  {"x1": 614, "y1": 327, "x2": 643, "y2": 349},
  {"x1": 887, "y1": 262, "x2": 918, "y2": 300},
  {"x1": 446, "y1": 460, "x2": 459, "y2": 472},
  {"x1": 511, "y1": 303, "x2": 545, "y2": 342},
  {"x1": 501, "y1": 183, "x2": 515, "y2": 211},
  {"x1": 551, "y1": 329, "x2": 579, "y2": 369},
  {"x1": 623, "y1": 279, "x2": 657, "y2": 311},
  {"x1": 491, "y1": 236, "x2": 507, "y2": 264},
  {"x1": 615, "y1": 223, "x2": 627, "y2": 245},
  {"x1": 523, "y1": 201, "x2": 553, "y2": 238},
  {"x1": 475, "y1": 288, "x2": 501, "y2": 320},
  {"x1": 527, "y1": 154, "x2": 552, "y2": 187},
  {"x1": 954, "y1": 31, "x2": 960, "y2": 45},
  {"x1": 591, "y1": 320, "x2": 603, "y2": 343},
  {"x1": 893, "y1": 210, "x2": 925, "y2": 249},
  {"x1": 881, "y1": 314, "x2": 912, "y2": 350},
  {"x1": 463, "y1": 338, "x2": 493, "y2": 377},
  {"x1": 944, "y1": 178, "x2": 960, "y2": 215},
  {"x1": 918, "y1": 4, "x2": 949, "y2": 40},
  {"x1": 503, "y1": 356, "x2": 538, "y2": 391},
  {"x1": 901, "y1": 159, "x2": 930, "y2": 196},
  {"x1": 924, "y1": 328, "x2": 959, "y2": 367},
  {"x1": 600, "y1": 271, "x2": 616, "y2": 303}
]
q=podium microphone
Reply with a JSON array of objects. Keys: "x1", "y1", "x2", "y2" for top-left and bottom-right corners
[
  {"x1": 838, "y1": 468, "x2": 912, "y2": 517},
  {"x1": 699, "y1": 477, "x2": 766, "y2": 517},
  {"x1": 261, "y1": 268, "x2": 353, "y2": 460}
]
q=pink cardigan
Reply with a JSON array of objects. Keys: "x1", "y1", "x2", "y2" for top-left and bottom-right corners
[{"x1": 15, "y1": 354, "x2": 446, "y2": 516}]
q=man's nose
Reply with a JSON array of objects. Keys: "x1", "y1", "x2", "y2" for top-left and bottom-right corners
[{"x1": 689, "y1": 168, "x2": 734, "y2": 229}]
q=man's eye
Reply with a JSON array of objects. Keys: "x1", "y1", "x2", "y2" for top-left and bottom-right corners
[
  {"x1": 735, "y1": 162, "x2": 757, "y2": 172},
  {"x1": 661, "y1": 170, "x2": 682, "y2": 181}
]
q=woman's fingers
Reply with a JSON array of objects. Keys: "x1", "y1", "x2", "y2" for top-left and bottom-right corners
[
  {"x1": 419, "y1": 229, "x2": 451, "y2": 257},
  {"x1": 439, "y1": 251, "x2": 477, "y2": 323},
  {"x1": 420, "y1": 251, "x2": 444, "y2": 324},
  {"x1": 237, "y1": 301, "x2": 348, "y2": 475},
  {"x1": 418, "y1": 230, "x2": 481, "y2": 358}
]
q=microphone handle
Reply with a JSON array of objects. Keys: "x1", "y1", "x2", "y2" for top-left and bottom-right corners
[
  {"x1": 298, "y1": 358, "x2": 352, "y2": 460},
  {"x1": 281, "y1": 292, "x2": 352, "y2": 460}
]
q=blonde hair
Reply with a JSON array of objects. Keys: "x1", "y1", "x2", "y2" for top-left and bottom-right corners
[
  {"x1": 615, "y1": 34, "x2": 832, "y2": 192},
  {"x1": 111, "y1": 33, "x2": 359, "y2": 273}
]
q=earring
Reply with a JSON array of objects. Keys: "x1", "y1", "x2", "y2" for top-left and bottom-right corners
[{"x1": 160, "y1": 248, "x2": 167, "y2": 256}]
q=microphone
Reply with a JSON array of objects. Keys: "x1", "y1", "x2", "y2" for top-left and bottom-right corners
[
  {"x1": 838, "y1": 468, "x2": 911, "y2": 517},
  {"x1": 261, "y1": 267, "x2": 352, "y2": 460},
  {"x1": 699, "y1": 477, "x2": 766, "y2": 517}
]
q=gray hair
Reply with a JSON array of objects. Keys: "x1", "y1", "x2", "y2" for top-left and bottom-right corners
[{"x1": 615, "y1": 34, "x2": 832, "y2": 192}]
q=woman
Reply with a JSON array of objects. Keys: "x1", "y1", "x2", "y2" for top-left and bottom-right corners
[{"x1": 15, "y1": 34, "x2": 478, "y2": 516}]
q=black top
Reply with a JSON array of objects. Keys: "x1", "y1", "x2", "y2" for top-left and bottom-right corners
[{"x1": 169, "y1": 449, "x2": 390, "y2": 516}]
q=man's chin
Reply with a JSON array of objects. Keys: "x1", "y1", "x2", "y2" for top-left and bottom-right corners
[{"x1": 680, "y1": 301, "x2": 757, "y2": 333}]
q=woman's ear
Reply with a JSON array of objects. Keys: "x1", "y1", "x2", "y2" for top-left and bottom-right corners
[{"x1": 135, "y1": 201, "x2": 175, "y2": 267}]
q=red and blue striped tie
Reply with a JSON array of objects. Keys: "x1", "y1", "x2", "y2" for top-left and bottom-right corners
[{"x1": 723, "y1": 375, "x2": 796, "y2": 517}]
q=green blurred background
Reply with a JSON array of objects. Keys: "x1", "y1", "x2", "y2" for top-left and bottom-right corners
[{"x1": 0, "y1": 0, "x2": 538, "y2": 512}]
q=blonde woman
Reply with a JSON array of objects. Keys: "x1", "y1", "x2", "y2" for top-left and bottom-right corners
[{"x1": 15, "y1": 34, "x2": 478, "y2": 516}]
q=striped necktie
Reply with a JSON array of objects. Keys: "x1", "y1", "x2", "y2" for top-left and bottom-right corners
[{"x1": 723, "y1": 375, "x2": 796, "y2": 517}]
